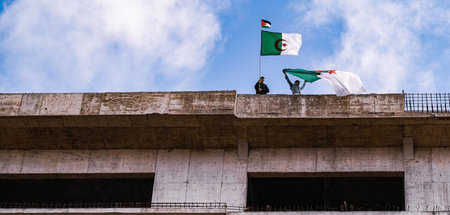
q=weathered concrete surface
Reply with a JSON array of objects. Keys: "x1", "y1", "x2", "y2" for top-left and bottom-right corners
[
  {"x1": 0, "y1": 91, "x2": 439, "y2": 117},
  {"x1": 0, "y1": 94, "x2": 21, "y2": 116},
  {"x1": 1, "y1": 147, "x2": 450, "y2": 212},
  {"x1": 0, "y1": 117, "x2": 448, "y2": 149},
  {"x1": 1, "y1": 92, "x2": 449, "y2": 149},
  {"x1": 236, "y1": 94, "x2": 406, "y2": 118},
  {"x1": 0, "y1": 92, "x2": 450, "y2": 214},
  {"x1": 0, "y1": 150, "x2": 157, "y2": 174},
  {"x1": 248, "y1": 148, "x2": 404, "y2": 173},
  {"x1": 152, "y1": 149, "x2": 247, "y2": 207},
  {"x1": 40, "y1": 94, "x2": 84, "y2": 115},
  {"x1": 1, "y1": 91, "x2": 237, "y2": 116},
  {"x1": 17, "y1": 94, "x2": 43, "y2": 115},
  {"x1": 152, "y1": 149, "x2": 191, "y2": 202}
]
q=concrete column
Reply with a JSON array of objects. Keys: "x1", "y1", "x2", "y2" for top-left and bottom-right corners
[
  {"x1": 431, "y1": 148, "x2": 450, "y2": 209},
  {"x1": 152, "y1": 149, "x2": 191, "y2": 202},
  {"x1": 185, "y1": 149, "x2": 224, "y2": 202},
  {"x1": 220, "y1": 149, "x2": 248, "y2": 207},
  {"x1": 404, "y1": 148, "x2": 433, "y2": 211}
]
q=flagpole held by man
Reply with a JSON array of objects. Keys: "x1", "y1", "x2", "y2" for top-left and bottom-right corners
[
  {"x1": 255, "y1": 76, "x2": 269, "y2": 94},
  {"x1": 257, "y1": 19, "x2": 304, "y2": 95}
]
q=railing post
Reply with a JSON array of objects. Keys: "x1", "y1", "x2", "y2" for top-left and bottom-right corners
[{"x1": 430, "y1": 93, "x2": 434, "y2": 112}]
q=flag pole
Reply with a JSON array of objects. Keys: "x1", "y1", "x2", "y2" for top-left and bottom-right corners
[
  {"x1": 259, "y1": 46, "x2": 262, "y2": 78},
  {"x1": 258, "y1": 28, "x2": 262, "y2": 90}
]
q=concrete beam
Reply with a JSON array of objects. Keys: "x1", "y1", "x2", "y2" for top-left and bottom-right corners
[{"x1": 0, "y1": 150, "x2": 157, "y2": 174}]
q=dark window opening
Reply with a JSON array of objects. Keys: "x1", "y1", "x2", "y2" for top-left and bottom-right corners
[
  {"x1": 0, "y1": 177, "x2": 154, "y2": 206},
  {"x1": 247, "y1": 176, "x2": 404, "y2": 211}
]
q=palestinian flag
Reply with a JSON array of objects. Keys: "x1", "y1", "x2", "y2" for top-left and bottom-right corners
[
  {"x1": 261, "y1": 31, "x2": 302, "y2": 56},
  {"x1": 284, "y1": 69, "x2": 366, "y2": 96},
  {"x1": 261, "y1": 19, "x2": 271, "y2": 28}
]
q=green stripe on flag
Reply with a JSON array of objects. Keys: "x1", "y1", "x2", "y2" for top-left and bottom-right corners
[
  {"x1": 284, "y1": 69, "x2": 330, "y2": 82},
  {"x1": 261, "y1": 31, "x2": 282, "y2": 55}
]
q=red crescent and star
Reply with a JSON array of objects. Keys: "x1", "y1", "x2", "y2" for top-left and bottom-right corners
[{"x1": 275, "y1": 39, "x2": 287, "y2": 51}]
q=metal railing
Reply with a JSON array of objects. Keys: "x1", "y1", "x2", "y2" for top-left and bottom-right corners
[
  {"x1": 403, "y1": 92, "x2": 450, "y2": 113},
  {"x1": 0, "y1": 202, "x2": 227, "y2": 209},
  {"x1": 235, "y1": 204, "x2": 403, "y2": 212},
  {"x1": 2, "y1": 202, "x2": 450, "y2": 212}
]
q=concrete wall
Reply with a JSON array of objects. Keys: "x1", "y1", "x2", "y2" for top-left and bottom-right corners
[
  {"x1": 2, "y1": 147, "x2": 450, "y2": 212},
  {"x1": 151, "y1": 149, "x2": 247, "y2": 207},
  {"x1": 236, "y1": 94, "x2": 405, "y2": 118},
  {"x1": 0, "y1": 91, "x2": 237, "y2": 117},
  {"x1": 0, "y1": 92, "x2": 410, "y2": 118},
  {"x1": 404, "y1": 147, "x2": 450, "y2": 211}
]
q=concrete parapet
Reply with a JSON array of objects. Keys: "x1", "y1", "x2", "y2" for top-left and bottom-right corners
[
  {"x1": 235, "y1": 94, "x2": 405, "y2": 118},
  {"x1": 0, "y1": 92, "x2": 415, "y2": 117},
  {"x1": 0, "y1": 91, "x2": 237, "y2": 117}
]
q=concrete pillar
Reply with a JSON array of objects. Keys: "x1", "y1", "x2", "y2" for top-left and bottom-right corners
[
  {"x1": 152, "y1": 150, "x2": 190, "y2": 202},
  {"x1": 403, "y1": 137, "x2": 414, "y2": 160},
  {"x1": 220, "y1": 149, "x2": 248, "y2": 207},
  {"x1": 185, "y1": 149, "x2": 224, "y2": 202},
  {"x1": 404, "y1": 148, "x2": 433, "y2": 211},
  {"x1": 238, "y1": 138, "x2": 248, "y2": 160}
]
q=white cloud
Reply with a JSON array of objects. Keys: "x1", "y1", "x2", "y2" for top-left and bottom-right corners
[
  {"x1": 0, "y1": 0, "x2": 227, "y2": 92},
  {"x1": 291, "y1": 0, "x2": 450, "y2": 93}
]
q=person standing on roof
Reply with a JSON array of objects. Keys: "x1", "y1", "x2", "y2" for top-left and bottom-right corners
[
  {"x1": 254, "y1": 76, "x2": 269, "y2": 94},
  {"x1": 283, "y1": 70, "x2": 306, "y2": 95}
]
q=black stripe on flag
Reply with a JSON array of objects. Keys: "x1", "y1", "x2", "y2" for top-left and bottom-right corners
[{"x1": 262, "y1": 19, "x2": 271, "y2": 25}]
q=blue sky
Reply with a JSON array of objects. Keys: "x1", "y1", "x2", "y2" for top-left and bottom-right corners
[{"x1": 0, "y1": 0, "x2": 449, "y2": 94}]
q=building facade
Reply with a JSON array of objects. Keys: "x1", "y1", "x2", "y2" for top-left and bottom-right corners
[{"x1": 0, "y1": 91, "x2": 449, "y2": 214}]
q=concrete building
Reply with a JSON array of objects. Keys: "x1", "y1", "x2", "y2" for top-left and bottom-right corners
[{"x1": 0, "y1": 91, "x2": 449, "y2": 215}]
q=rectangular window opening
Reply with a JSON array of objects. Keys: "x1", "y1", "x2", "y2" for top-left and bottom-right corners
[
  {"x1": 247, "y1": 173, "x2": 404, "y2": 211},
  {"x1": 0, "y1": 174, "x2": 154, "y2": 207}
]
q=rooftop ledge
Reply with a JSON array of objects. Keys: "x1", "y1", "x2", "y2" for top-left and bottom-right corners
[
  {"x1": 0, "y1": 91, "x2": 449, "y2": 149},
  {"x1": 0, "y1": 91, "x2": 442, "y2": 118}
]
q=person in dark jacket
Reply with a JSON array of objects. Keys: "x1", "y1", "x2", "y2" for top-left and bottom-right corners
[{"x1": 254, "y1": 76, "x2": 269, "y2": 94}]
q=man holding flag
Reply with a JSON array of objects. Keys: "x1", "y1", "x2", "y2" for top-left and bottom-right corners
[
  {"x1": 256, "y1": 19, "x2": 302, "y2": 94},
  {"x1": 283, "y1": 69, "x2": 366, "y2": 96},
  {"x1": 283, "y1": 70, "x2": 306, "y2": 95},
  {"x1": 258, "y1": 20, "x2": 365, "y2": 96},
  {"x1": 254, "y1": 76, "x2": 269, "y2": 94}
]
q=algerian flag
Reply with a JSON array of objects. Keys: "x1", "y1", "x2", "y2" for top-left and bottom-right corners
[
  {"x1": 284, "y1": 69, "x2": 366, "y2": 96},
  {"x1": 261, "y1": 31, "x2": 302, "y2": 56}
]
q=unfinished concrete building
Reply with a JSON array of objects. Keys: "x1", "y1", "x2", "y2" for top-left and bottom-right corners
[{"x1": 0, "y1": 91, "x2": 449, "y2": 215}]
